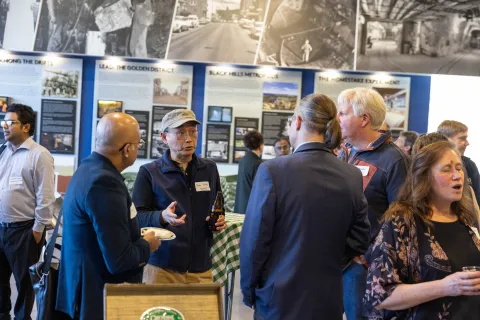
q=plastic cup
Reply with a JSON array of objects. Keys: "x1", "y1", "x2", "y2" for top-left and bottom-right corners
[{"x1": 462, "y1": 266, "x2": 480, "y2": 272}]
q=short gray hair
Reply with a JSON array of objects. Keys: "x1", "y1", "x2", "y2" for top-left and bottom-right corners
[{"x1": 337, "y1": 88, "x2": 386, "y2": 129}]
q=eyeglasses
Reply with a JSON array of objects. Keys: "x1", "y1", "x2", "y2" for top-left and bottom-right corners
[
  {"x1": 166, "y1": 129, "x2": 199, "y2": 140},
  {"x1": 275, "y1": 145, "x2": 290, "y2": 151},
  {"x1": 287, "y1": 115, "x2": 296, "y2": 126},
  {"x1": 1, "y1": 120, "x2": 21, "y2": 128},
  {"x1": 118, "y1": 139, "x2": 145, "y2": 152}
]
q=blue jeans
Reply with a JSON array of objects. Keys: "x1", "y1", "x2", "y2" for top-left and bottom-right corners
[{"x1": 342, "y1": 261, "x2": 368, "y2": 320}]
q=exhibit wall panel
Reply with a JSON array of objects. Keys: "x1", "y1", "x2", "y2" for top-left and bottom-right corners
[
  {"x1": 0, "y1": 52, "x2": 83, "y2": 176},
  {"x1": 91, "y1": 59, "x2": 194, "y2": 172}
]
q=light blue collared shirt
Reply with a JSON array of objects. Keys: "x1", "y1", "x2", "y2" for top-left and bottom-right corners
[{"x1": 0, "y1": 137, "x2": 55, "y2": 232}]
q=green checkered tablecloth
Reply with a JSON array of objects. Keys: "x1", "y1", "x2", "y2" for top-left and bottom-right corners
[{"x1": 211, "y1": 212, "x2": 245, "y2": 286}]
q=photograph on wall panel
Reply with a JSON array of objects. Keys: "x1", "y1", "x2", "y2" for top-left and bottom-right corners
[
  {"x1": 356, "y1": 0, "x2": 480, "y2": 76},
  {"x1": 34, "y1": 0, "x2": 176, "y2": 59},
  {"x1": 166, "y1": 0, "x2": 268, "y2": 64},
  {"x1": 255, "y1": 0, "x2": 357, "y2": 69},
  {"x1": 0, "y1": 0, "x2": 41, "y2": 51}
]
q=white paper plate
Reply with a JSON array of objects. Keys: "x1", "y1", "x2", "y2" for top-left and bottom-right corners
[{"x1": 141, "y1": 227, "x2": 176, "y2": 241}]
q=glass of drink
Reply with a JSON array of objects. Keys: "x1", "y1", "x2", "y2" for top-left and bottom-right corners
[{"x1": 462, "y1": 266, "x2": 480, "y2": 271}]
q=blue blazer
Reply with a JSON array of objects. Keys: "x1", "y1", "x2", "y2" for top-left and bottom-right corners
[
  {"x1": 56, "y1": 153, "x2": 150, "y2": 320},
  {"x1": 240, "y1": 142, "x2": 370, "y2": 319}
]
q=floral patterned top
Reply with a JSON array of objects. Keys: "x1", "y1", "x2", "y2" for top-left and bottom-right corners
[{"x1": 364, "y1": 213, "x2": 480, "y2": 319}]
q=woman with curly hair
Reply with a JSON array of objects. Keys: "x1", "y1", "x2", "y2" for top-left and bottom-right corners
[{"x1": 364, "y1": 141, "x2": 480, "y2": 319}]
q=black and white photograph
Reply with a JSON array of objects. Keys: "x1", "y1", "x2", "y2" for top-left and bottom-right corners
[
  {"x1": 206, "y1": 140, "x2": 228, "y2": 161},
  {"x1": 34, "y1": 0, "x2": 176, "y2": 59},
  {"x1": 356, "y1": 0, "x2": 480, "y2": 76},
  {"x1": 256, "y1": 0, "x2": 357, "y2": 69},
  {"x1": 42, "y1": 70, "x2": 79, "y2": 98},
  {"x1": 205, "y1": 123, "x2": 230, "y2": 162},
  {"x1": 153, "y1": 76, "x2": 189, "y2": 105},
  {"x1": 40, "y1": 133, "x2": 73, "y2": 153},
  {"x1": 0, "y1": 0, "x2": 40, "y2": 51},
  {"x1": 97, "y1": 100, "x2": 123, "y2": 118},
  {"x1": 208, "y1": 106, "x2": 232, "y2": 122},
  {"x1": 167, "y1": 0, "x2": 268, "y2": 64}
]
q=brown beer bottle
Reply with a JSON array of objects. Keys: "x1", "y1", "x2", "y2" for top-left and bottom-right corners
[{"x1": 209, "y1": 191, "x2": 224, "y2": 231}]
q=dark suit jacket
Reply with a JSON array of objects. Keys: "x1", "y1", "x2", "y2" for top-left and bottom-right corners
[
  {"x1": 234, "y1": 150, "x2": 263, "y2": 214},
  {"x1": 240, "y1": 142, "x2": 370, "y2": 319},
  {"x1": 56, "y1": 153, "x2": 150, "y2": 320}
]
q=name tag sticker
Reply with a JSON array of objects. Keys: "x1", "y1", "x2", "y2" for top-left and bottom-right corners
[
  {"x1": 356, "y1": 165, "x2": 370, "y2": 177},
  {"x1": 195, "y1": 181, "x2": 211, "y2": 192},
  {"x1": 9, "y1": 177, "x2": 23, "y2": 186},
  {"x1": 471, "y1": 227, "x2": 480, "y2": 240},
  {"x1": 130, "y1": 204, "x2": 137, "y2": 219}
]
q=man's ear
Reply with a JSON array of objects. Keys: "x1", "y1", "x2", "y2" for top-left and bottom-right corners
[
  {"x1": 296, "y1": 115, "x2": 302, "y2": 131},
  {"x1": 161, "y1": 132, "x2": 168, "y2": 144},
  {"x1": 361, "y1": 114, "x2": 371, "y2": 129},
  {"x1": 22, "y1": 123, "x2": 31, "y2": 134}
]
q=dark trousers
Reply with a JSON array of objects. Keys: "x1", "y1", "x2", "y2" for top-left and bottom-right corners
[{"x1": 0, "y1": 220, "x2": 44, "y2": 320}]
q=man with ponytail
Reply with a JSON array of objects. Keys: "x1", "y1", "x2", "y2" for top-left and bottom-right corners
[
  {"x1": 240, "y1": 94, "x2": 370, "y2": 320},
  {"x1": 337, "y1": 87, "x2": 409, "y2": 320}
]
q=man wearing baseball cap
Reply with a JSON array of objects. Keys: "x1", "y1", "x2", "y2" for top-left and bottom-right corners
[{"x1": 132, "y1": 109, "x2": 226, "y2": 284}]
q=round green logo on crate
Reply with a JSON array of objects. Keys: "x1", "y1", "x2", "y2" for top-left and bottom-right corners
[{"x1": 140, "y1": 307, "x2": 185, "y2": 320}]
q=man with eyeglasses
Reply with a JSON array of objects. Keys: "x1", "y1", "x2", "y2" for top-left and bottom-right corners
[
  {"x1": 56, "y1": 112, "x2": 160, "y2": 320},
  {"x1": 0, "y1": 104, "x2": 55, "y2": 320},
  {"x1": 273, "y1": 136, "x2": 291, "y2": 157},
  {"x1": 133, "y1": 109, "x2": 226, "y2": 284}
]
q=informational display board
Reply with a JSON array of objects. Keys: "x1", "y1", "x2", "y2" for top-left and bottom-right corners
[
  {"x1": 204, "y1": 66, "x2": 302, "y2": 163},
  {"x1": 314, "y1": 72, "x2": 411, "y2": 131},
  {"x1": 92, "y1": 59, "x2": 193, "y2": 169},
  {"x1": 0, "y1": 53, "x2": 83, "y2": 175}
]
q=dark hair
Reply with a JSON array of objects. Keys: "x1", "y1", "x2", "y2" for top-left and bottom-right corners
[
  {"x1": 399, "y1": 131, "x2": 419, "y2": 154},
  {"x1": 244, "y1": 130, "x2": 264, "y2": 150},
  {"x1": 297, "y1": 94, "x2": 342, "y2": 150},
  {"x1": 274, "y1": 136, "x2": 289, "y2": 146},
  {"x1": 384, "y1": 141, "x2": 475, "y2": 226},
  {"x1": 411, "y1": 132, "x2": 448, "y2": 156},
  {"x1": 6, "y1": 104, "x2": 36, "y2": 136}
]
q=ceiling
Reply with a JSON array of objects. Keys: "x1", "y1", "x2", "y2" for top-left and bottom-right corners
[{"x1": 360, "y1": 0, "x2": 480, "y2": 22}]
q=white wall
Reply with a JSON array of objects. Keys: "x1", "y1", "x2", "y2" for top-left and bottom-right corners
[{"x1": 429, "y1": 74, "x2": 480, "y2": 166}]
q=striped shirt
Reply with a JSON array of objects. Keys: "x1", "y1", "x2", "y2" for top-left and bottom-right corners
[{"x1": 0, "y1": 137, "x2": 55, "y2": 232}]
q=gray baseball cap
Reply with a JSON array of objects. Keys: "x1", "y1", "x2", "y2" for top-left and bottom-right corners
[{"x1": 161, "y1": 109, "x2": 201, "y2": 132}]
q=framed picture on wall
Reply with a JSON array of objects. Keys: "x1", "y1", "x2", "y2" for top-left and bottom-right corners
[
  {"x1": 208, "y1": 106, "x2": 232, "y2": 123},
  {"x1": 97, "y1": 100, "x2": 123, "y2": 118}
]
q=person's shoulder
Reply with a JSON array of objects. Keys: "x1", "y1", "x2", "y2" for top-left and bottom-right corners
[
  {"x1": 463, "y1": 155, "x2": 478, "y2": 167},
  {"x1": 197, "y1": 157, "x2": 220, "y2": 174},
  {"x1": 142, "y1": 158, "x2": 163, "y2": 171},
  {"x1": 370, "y1": 142, "x2": 409, "y2": 168},
  {"x1": 29, "y1": 141, "x2": 53, "y2": 160}
]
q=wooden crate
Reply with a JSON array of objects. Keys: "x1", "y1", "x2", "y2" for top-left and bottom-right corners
[{"x1": 104, "y1": 283, "x2": 224, "y2": 320}]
